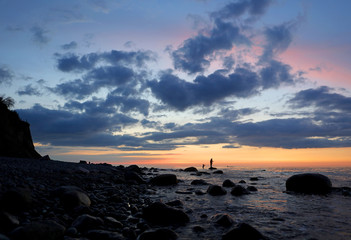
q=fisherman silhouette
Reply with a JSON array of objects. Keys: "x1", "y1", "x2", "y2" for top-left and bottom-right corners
[
  {"x1": 210, "y1": 158, "x2": 213, "y2": 168},
  {"x1": 202, "y1": 164, "x2": 205, "y2": 169}
]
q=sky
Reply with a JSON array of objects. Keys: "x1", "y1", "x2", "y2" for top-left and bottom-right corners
[{"x1": 1, "y1": 0, "x2": 351, "y2": 167}]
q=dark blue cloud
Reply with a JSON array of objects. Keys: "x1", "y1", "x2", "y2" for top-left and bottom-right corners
[
  {"x1": 0, "y1": 66, "x2": 13, "y2": 85},
  {"x1": 289, "y1": 86, "x2": 351, "y2": 112},
  {"x1": 86, "y1": 65, "x2": 134, "y2": 86},
  {"x1": 30, "y1": 26, "x2": 50, "y2": 45},
  {"x1": 51, "y1": 79, "x2": 96, "y2": 100},
  {"x1": 260, "y1": 60, "x2": 295, "y2": 89},
  {"x1": 211, "y1": 0, "x2": 272, "y2": 20},
  {"x1": 171, "y1": 18, "x2": 250, "y2": 74},
  {"x1": 17, "y1": 84, "x2": 41, "y2": 96},
  {"x1": 148, "y1": 69, "x2": 259, "y2": 110},
  {"x1": 61, "y1": 41, "x2": 78, "y2": 50},
  {"x1": 56, "y1": 50, "x2": 156, "y2": 72}
]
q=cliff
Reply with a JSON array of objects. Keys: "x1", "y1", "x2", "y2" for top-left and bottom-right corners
[{"x1": 0, "y1": 98, "x2": 41, "y2": 159}]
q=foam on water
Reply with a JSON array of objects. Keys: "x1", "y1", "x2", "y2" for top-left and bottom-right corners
[{"x1": 145, "y1": 167, "x2": 351, "y2": 240}]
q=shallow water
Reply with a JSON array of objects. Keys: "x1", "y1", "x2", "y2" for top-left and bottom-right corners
[{"x1": 146, "y1": 167, "x2": 351, "y2": 240}]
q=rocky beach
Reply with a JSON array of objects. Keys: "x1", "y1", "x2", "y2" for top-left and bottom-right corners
[{"x1": 1, "y1": 157, "x2": 351, "y2": 240}]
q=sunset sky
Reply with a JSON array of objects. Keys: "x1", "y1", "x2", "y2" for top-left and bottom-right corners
[{"x1": 1, "y1": 0, "x2": 351, "y2": 167}]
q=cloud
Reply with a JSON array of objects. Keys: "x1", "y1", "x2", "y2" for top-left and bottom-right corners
[
  {"x1": 148, "y1": 69, "x2": 260, "y2": 110},
  {"x1": 17, "y1": 84, "x2": 41, "y2": 96},
  {"x1": 51, "y1": 79, "x2": 96, "y2": 100},
  {"x1": 171, "y1": 18, "x2": 250, "y2": 74},
  {"x1": 260, "y1": 60, "x2": 296, "y2": 89},
  {"x1": 211, "y1": 0, "x2": 272, "y2": 20},
  {"x1": 0, "y1": 66, "x2": 13, "y2": 85},
  {"x1": 288, "y1": 86, "x2": 351, "y2": 112},
  {"x1": 61, "y1": 41, "x2": 78, "y2": 50},
  {"x1": 30, "y1": 26, "x2": 50, "y2": 45},
  {"x1": 56, "y1": 50, "x2": 156, "y2": 72}
]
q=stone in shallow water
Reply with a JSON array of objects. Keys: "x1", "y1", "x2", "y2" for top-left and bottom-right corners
[
  {"x1": 286, "y1": 173, "x2": 332, "y2": 194},
  {"x1": 207, "y1": 185, "x2": 227, "y2": 196},
  {"x1": 149, "y1": 174, "x2": 178, "y2": 186},
  {"x1": 222, "y1": 179, "x2": 235, "y2": 187},
  {"x1": 184, "y1": 167, "x2": 198, "y2": 172},
  {"x1": 231, "y1": 185, "x2": 250, "y2": 196},
  {"x1": 191, "y1": 179, "x2": 209, "y2": 185},
  {"x1": 212, "y1": 213, "x2": 234, "y2": 228},
  {"x1": 222, "y1": 223, "x2": 267, "y2": 240}
]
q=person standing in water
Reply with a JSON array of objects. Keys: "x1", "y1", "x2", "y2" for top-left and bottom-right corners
[{"x1": 210, "y1": 158, "x2": 213, "y2": 168}]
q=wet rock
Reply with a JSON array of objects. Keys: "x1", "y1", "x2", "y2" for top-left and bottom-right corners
[
  {"x1": 166, "y1": 200, "x2": 183, "y2": 207},
  {"x1": 212, "y1": 213, "x2": 234, "y2": 227},
  {"x1": 195, "y1": 190, "x2": 206, "y2": 195},
  {"x1": 10, "y1": 220, "x2": 65, "y2": 240},
  {"x1": 207, "y1": 185, "x2": 227, "y2": 196},
  {"x1": 150, "y1": 174, "x2": 178, "y2": 186},
  {"x1": 191, "y1": 179, "x2": 209, "y2": 185},
  {"x1": 193, "y1": 225, "x2": 206, "y2": 233},
  {"x1": 0, "y1": 187, "x2": 32, "y2": 214},
  {"x1": 137, "y1": 228, "x2": 178, "y2": 240},
  {"x1": 247, "y1": 186, "x2": 258, "y2": 192},
  {"x1": 0, "y1": 211, "x2": 19, "y2": 233},
  {"x1": 239, "y1": 180, "x2": 246, "y2": 184},
  {"x1": 142, "y1": 202, "x2": 189, "y2": 225},
  {"x1": 286, "y1": 173, "x2": 332, "y2": 194},
  {"x1": 184, "y1": 167, "x2": 198, "y2": 172},
  {"x1": 222, "y1": 179, "x2": 235, "y2": 187},
  {"x1": 222, "y1": 223, "x2": 267, "y2": 240},
  {"x1": 53, "y1": 186, "x2": 91, "y2": 210},
  {"x1": 71, "y1": 214, "x2": 103, "y2": 232},
  {"x1": 231, "y1": 185, "x2": 250, "y2": 196},
  {"x1": 104, "y1": 216, "x2": 123, "y2": 228},
  {"x1": 0, "y1": 234, "x2": 10, "y2": 240},
  {"x1": 126, "y1": 165, "x2": 142, "y2": 174},
  {"x1": 86, "y1": 230, "x2": 124, "y2": 240},
  {"x1": 213, "y1": 170, "x2": 223, "y2": 174},
  {"x1": 125, "y1": 171, "x2": 146, "y2": 184},
  {"x1": 250, "y1": 177, "x2": 259, "y2": 181}
]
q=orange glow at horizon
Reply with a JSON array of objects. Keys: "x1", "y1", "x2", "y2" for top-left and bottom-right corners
[{"x1": 51, "y1": 144, "x2": 351, "y2": 168}]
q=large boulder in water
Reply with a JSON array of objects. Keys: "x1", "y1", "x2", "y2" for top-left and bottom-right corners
[
  {"x1": 286, "y1": 173, "x2": 332, "y2": 194},
  {"x1": 149, "y1": 174, "x2": 178, "y2": 186},
  {"x1": 222, "y1": 223, "x2": 267, "y2": 240},
  {"x1": 207, "y1": 185, "x2": 227, "y2": 196},
  {"x1": 184, "y1": 167, "x2": 198, "y2": 172}
]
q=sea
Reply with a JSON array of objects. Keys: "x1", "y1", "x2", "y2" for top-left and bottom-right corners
[{"x1": 144, "y1": 166, "x2": 351, "y2": 240}]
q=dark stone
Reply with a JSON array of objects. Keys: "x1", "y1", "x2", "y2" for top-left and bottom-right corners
[
  {"x1": 209, "y1": 167, "x2": 217, "y2": 170},
  {"x1": 213, "y1": 170, "x2": 223, "y2": 174},
  {"x1": 191, "y1": 179, "x2": 209, "y2": 185},
  {"x1": 207, "y1": 185, "x2": 227, "y2": 196},
  {"x1": 137, "y1": 228, "x2": 178, "y2": 240},
  {"x1": 79, "y1": 160, "x2": 87, "y2": 164},
  {"x1": 86, "y1": 230, "x2": 124, "y2": 240},
  {"x1": 0, "y1": 234, "x2": 9, "y2": 240},
  {"x1": 0, "y1": 211, "x2": 19, "y2": 233},
  {"x1": 0, "y1": 187, "x2": 32, "y2": 214},
  {"x1": 10, "y1": 220, "x2": 65, "y2": 240},
  {"x1": 142, "y1": 202, "x2": 189, "y2": 225},
  {"x1": 126, "y1": 165, "x2": 142, "y2": 174},
  {"x1": 212, "y1": 213, "x2": 234, "y2": 228},
  {"x1": 239, "y1": 180, "x2": 246, "y2": 184},
  {"x1": 104, "y1": 216, "x2": 123, "y2": 228},
  {"x1": 247, "y1": 186, "x2": 258, "y2": 192},
  {"x1": 59, "y1": 188, "x2": 91, "y2": 210},
  {"x1": 166, "y1": 200, "x2": 183, "y2": 207},
  {"x1": 193, "y1": 225, "x2": 205, "y2": 233},
  {"x1": 125, "y1": 171, "x2": 146, "y2": 184},
  {"x1": 184, "y1": 167, "x2": 198, "y2": 172},
  {"x1": 250, "y1": 177, "x2": 259, "y2": 181},
  {"x1": 150, "y1": 174, "x2": 178, "y2": 186},
  {"x1": 222, "y1": 179, "x2": 235, "y2": 187},
  {"x1": 195, "y1": 190, "x2": 206, "y2": 195},
  {"x1": 286, "y1": 173, "x2": 332, "y2": 194},
  {"x1": 222, "y1": 223, "x2": 267, "y2": 240},
  {"x1": 72, "y1": 214, "x2": 103, "y2": 232},
  {"x1": 231, "y1": 185, "x2": 250, "y2": 196},
  {"x1": 40, "y1": 155, "x2": 51, "y2": 161}
]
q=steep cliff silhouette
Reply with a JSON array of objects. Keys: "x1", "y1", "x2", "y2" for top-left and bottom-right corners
[{"x1": 0, "y1": 96, "x2": 41, "y2": 159}]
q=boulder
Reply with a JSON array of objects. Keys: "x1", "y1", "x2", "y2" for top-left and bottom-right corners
[
  {"x1": 286, "y1": 173, "x2": 332, "y2": 194},
  {"x1": 212, "y1": 213, "x2": 234, "y2": 228},
  {"x1": 231, "y1": 185, "x2": 250, "y2": 196},
  {"x1": 191, "y1": 179, "x2": 209, "y2": 185},
  {"x1": 247, "y1": 186, "x2": 258, "y2": 192},
  {"x1": 142, "y1": 202, "x2": 189, "y2": 225},
  {"x1": 53, "y1": 186, "x2": 91, "y2": 210},
  {"x1": 0, "y1": 187, "x2": 32, "y2": 214},
  {"x1": 126, "y1": 165, "x2": 142, "y2": 174},
  {"x1": 213, "y1": 170, "x2": 223, "y2": 174},
  {"x1": 125, "y1": 171, "x2": 146, "y2": 184},
  {"x1": 72, "y1": 214, "x2": 103, "y2": 232},
  {"x1": 222, "y1": 223, "x2": 267, "y2": 240},
  {"x1": 10, "y1": 220, "x2": 65, "y2": 240},
  {"x1": 222, "y1": 179, "x2": 235, "y2": 187},
  {"x1": 150, "y1": 174, "x2": 178, "y2": 186},
  {"x1": 137, "y1": 228, "x2": 178, "y2": 240},
  {"x1": 207, "y1": 185, "x2": 227, "y2": 196},
  {"x1": 0, "y1": 211, "x2": 19, "y2": 233},
  {"x1": 184, "y1": 167, "x2": 198, "y2": 172}
]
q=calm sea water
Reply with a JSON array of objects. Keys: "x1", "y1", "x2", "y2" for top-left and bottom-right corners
[{"x1": 145, "y1": 167, "x2": 351, "y2": 240}]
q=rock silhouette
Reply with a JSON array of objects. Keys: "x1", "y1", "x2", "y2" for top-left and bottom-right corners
[
  {"x1": 0, "y1": 97, "x2": 41, "y2": 159},
  {"x1": 286, "y1": 173, "x2": 332, "y2": 194}
]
